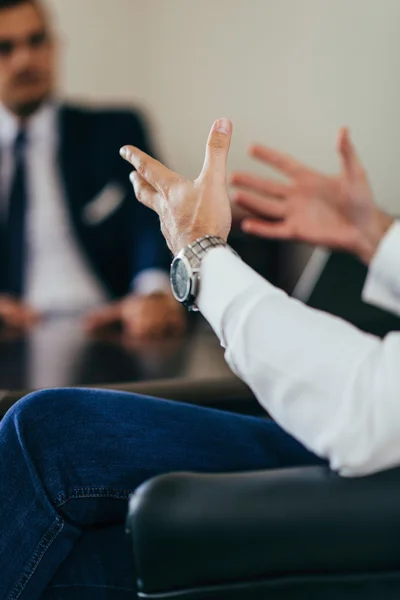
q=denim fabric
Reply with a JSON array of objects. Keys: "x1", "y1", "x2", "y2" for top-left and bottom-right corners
[{"x1": 0, "y1": 388, "x2": 325, "y2": 600}]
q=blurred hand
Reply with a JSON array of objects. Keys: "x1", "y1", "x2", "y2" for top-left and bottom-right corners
[
  {"x1": 0, "y1": 295, "x2": 40, "y2": 330},
  {"x1": 120, "y1": 118, "x2": 233, "y2": 256},
  {"x1": 83, "y1": 293, "x2": 186, "y2": 339},
  {"x1": 231, "y1": 128, "x2": 394, "y2": 265}
]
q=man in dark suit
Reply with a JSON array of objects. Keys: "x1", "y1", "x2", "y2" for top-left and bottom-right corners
[{"x1": 0, "y1": 0, "x2": 185, "y2": 337}]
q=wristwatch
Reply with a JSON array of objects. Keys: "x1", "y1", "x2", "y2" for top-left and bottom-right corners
[{"x1": 170, "y1": 235, "x2": 236, "y2": 311}]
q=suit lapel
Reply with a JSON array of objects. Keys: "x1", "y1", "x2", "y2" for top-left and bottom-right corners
[
  {"x1": 0, "y1": 147, "x2": 6, "y2": 291},
  {"x1": 58, "y1": 105, "x2": 89, "y2": 219},
  {"x1": 57, "y1": 106, "x2": 101, "y2": 280},
  {"x1": 0, "y1": 219, "x2": 6, "y2": 292},
  {"x1": 57, "y1": 105, "x2": 116, "y2": 297}
]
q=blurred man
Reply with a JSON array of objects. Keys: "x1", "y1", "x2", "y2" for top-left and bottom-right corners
[{"x1": 0, "y1": 0, "x2": 184, "y2": 338}]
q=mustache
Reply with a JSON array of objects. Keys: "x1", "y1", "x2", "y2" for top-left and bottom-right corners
[{"x1": 12, "y1": 69, "x2": 44, "y2": 85}]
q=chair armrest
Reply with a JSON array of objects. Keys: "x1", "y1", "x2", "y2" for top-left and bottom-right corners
[{"x1": 127, "y1": 466, "x2": 400, "y2": 597}]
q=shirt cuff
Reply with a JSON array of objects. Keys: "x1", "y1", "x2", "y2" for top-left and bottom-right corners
[
  {"x1": 132, "y1": 269, "x2": 170, "y2": 296},
  {"x1": 362, "y1": 220, "x2": 400, "y2": 313},
  {"x1": 197, "y1": 247, "x2": 275, "y2": 343}
]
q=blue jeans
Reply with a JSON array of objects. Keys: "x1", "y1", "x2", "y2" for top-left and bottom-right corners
[{"x1": 0, "y1": 388, "x2": 325, "y2": 600}]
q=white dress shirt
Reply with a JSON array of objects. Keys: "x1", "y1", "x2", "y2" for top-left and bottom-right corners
[
  {"x1": 198, "y1": 221, "x2": 400, "y2": 478},
  {"x1": 0, "y1": 102, "x2": 169, "y2": 314}
]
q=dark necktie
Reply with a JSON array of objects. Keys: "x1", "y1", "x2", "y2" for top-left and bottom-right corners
[{"x1": 6, "y1": 129, "x2": 28, "y2": 297}]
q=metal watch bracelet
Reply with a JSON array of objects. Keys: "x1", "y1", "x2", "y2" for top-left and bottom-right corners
[
  {"x1": 184, "y1": 235, "x2": 230, "y2": 266},
  {"x1": 171, "y1": 235, "x2": 238, "y2": 311}
]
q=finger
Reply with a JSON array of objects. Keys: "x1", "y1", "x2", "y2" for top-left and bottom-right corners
[
  {"x1": 120, "y1": 146, "x2": 180, "y2": 195},
  {"x1": 200, "y1": 118, "x2": 233, "y2": 183},
  {"x1": 83, "y1": 304, "x2": 122, "y2": 332},
  {"x1": 0, "y1": 305, "x2": 39, "y2": 329},
  {"x1": 0, "y1": 310, "x2": 25, "y2": 330},
  {"x1": 337, "y1": 127, "x2": 364, "y2": 178},
  {"x1": 126, "y1": 318, "x2": 164, "y2": 340},
  {"x1": 170, "y1": 310, "x2": 187, "y2": 336},
  {"x1": 130, "y1": 171, "x2": 159, "y2": 211},
  {"x1": 1, "y1": 314, "x2": 38, "y2": 330},
  {"x1": 168, "y1": 317, "x2": 185, "y2": 336},
  {"x1": 125, "y1": 307, "x2": 184, "y2": 339},
  {"x1": 232, "y1": 190, "x2": 287, "y2": 220},
  {"x1": 21, "y1": 304, "x2": 40, "y2": 320},
  {"x1": 241, "y1": 217, "x2": 293, "y2": 240},
  {"x1": 21, "y1": 309, "x2": 41, "y2": 328},
  {"x1": 230, "y1": 172, "x2": 288, "y2": 198},
  {"x1": 249, "y1": 144, "x2": 307, "y2": 178},
  {"x1": 0, "y1": 298, "x2": 38, "y2": 317}
]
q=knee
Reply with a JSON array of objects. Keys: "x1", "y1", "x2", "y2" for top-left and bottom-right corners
[{"x1": 3, "y1": 388, "x2": 90, "y2": 443}]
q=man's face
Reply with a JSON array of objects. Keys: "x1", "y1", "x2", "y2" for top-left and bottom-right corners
[{"x1": 0, "y1": 2, "x2": 55, "y2": 117}]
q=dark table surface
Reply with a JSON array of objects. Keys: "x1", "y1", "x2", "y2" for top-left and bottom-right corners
[{"x1": 0, "y1": 315, "x2": 233, "y2": 392}]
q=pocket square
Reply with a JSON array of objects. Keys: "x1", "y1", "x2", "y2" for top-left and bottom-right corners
[{"x1": 82, "y1": 183, "x2": 126, "y2": 226}]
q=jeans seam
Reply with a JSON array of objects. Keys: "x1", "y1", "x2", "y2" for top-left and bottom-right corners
[
  {"x1": 7, "y1": 517, "x2": 64, "y2": 600},
  {"x1": 54, "y1": 487, "x2": 133, "y2": 507}
]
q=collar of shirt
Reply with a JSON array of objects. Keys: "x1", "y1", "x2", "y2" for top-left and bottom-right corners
[{"x1": 0, "y1": 100, "x2": 59, "y2": 148}]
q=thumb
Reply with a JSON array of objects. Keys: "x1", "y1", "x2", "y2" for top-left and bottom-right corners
[
  {"x1": 200, "y1": 118, "x2": 233, "y2": 183},
  {"x1": 337, "y1": 127, "x2": 363, "y2": 179}
]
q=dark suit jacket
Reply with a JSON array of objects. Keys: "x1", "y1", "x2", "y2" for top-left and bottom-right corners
[
  {"x1": 0, "y1": 104, "x2": 170, "y2": 299},
  {"x1": 306, "y1": 251, "x2": 400, "y2": 337}
]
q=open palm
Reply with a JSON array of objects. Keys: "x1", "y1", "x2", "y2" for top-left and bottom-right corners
[{"x1": 231, "y1": 129, "x2": 389, "y2": 262}]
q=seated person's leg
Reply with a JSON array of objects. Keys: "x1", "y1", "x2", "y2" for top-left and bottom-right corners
[
  {"x1": 0, "y1": 388, "x2": 326, "y2": 600},
  {"x1": 41, "y1": 526, "x2": 134, "y2": 600}
]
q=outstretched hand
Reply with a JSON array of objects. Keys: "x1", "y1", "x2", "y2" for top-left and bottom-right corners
[
  {"x1": 231, "y1": 128, "x2": 393, "y2": 264},
  {"x1": 120, "y1": 119, "x2": 233, "y2": 256}
]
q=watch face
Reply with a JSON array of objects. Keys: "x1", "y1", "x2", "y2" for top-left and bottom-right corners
[{"x1": 170, "y1": 257, "x2": 191, "y2": 302}]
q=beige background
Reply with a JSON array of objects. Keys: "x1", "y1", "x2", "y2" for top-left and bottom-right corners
[{"x1": 47, "y1": 0, "x2": 400, "y2": 272}]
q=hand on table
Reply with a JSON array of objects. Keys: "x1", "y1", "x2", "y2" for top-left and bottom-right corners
[
  {"x1": 120, "y1": 118, "x2": 233, "y2": 256},
  {"x1": 231, "y1": 128, "x2": 393, "y2": 265},
  {"x1": 83, "y1": 293, "x2": 186, "y2": 339},
  {"x1": 0, "y1": 295, "x2": 41, "y2": 330}
]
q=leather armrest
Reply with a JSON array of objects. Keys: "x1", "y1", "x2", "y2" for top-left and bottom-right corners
[{"x1": 127, "y1": 466, "x2": 400, "y2": 596}]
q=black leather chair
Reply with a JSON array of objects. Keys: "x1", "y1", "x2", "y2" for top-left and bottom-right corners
[
  {"x1": 123, "y1": 375, "x2": 400, "y2": 600},
  {"x1": 127, "y1": 466, "x2": 400, "y2": 599}
]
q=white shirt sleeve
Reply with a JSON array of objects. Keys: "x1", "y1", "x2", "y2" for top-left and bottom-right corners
[
  {"x1": 362, "y1": 220, "x2": 400, "y2": 316},
  {"x1": 197, "y1": 247, "x2": 400, "y2": 478}
]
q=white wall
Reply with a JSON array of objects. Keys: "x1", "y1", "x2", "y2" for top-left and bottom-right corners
[{"x1": 47, "y1": 0, "x2": 400, "y2": 272}]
